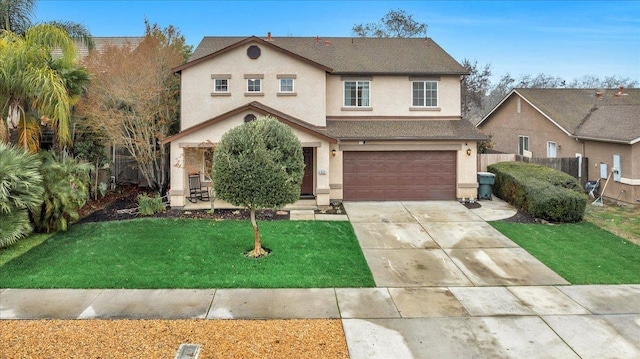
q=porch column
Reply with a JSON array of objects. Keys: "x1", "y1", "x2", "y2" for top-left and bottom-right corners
[
  {"x1": 168, "y1": 142, "x2": 186, "y2": 208},
  {"x1": 315, "y1": 142, "x2": 331, "y2": 206}
]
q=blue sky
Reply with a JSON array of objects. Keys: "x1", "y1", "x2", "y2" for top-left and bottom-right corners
[{"x1": 35, "y1": 1, "x2": 640, "y2": 83}]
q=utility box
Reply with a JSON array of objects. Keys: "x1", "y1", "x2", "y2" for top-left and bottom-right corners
[{"x1": 477, "y1": 172, "x2": 496, "y2": 200}]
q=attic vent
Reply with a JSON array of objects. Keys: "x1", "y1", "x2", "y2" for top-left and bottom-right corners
[
  {"x1": 247, "y1": 45, "x2": 261, "y2": 59},
  {"x1": 244, "y1": 114, "x2": 257, "y2": 123}
]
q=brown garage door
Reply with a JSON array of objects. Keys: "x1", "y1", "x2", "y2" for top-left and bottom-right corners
[{"x1": 343, "y1": 151, "x2": 456, "y2": 200}]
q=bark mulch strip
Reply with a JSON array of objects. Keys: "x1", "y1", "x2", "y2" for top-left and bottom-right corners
[{"x1": 1, "y1": 319, "x2": 348, "y2": 359}]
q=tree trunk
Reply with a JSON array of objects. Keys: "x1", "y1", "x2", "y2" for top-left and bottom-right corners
[
  {"x1": 250, "y1": 208, "x2": 262, "y2": 257},
  {"x1": 94, "y1": 162, "x2": 99, "y2": 201}
]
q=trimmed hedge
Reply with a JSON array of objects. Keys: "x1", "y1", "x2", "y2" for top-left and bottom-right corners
[{"x1": 488, "y1": 162, "x2": 587, "y2": 222}]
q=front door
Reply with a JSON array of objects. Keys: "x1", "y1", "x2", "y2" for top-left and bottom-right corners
[{"x1": 300, "y1": 147, "x2": 314, "y2": 197}]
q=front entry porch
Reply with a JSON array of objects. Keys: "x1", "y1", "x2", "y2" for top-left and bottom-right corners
[{"x1": 179, "y1": 145, "x2": 318, "y2": 209}]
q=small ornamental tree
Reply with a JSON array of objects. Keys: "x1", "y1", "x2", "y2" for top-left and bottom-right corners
[{"x1": 213, "y1": 117, "x2": 304, "y2": 258}]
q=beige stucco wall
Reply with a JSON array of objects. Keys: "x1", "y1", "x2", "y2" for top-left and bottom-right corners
[
  {"x1": 584, "y1": 140, "x2": 639, "y2": 204},
  {"x1": 168, "y1": 112, "x2": 333, "y2": 207},
  {"x1": 180, "y1": 41, "x2": 327, "y2": 129},
  {"x1": 479, "y1": 95, "x2": 582, "y2": 157},
  {"x1": 326, "y1": 75, "x2": 462, "y2": 118}
]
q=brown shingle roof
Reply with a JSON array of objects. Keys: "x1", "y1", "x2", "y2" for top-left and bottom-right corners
[
  {"x1": 184, "y1": 36, "x2": 467, "y2": 75},
  {"x1": 517, "y1": 88, "x2": 640, "y2": 142},
  {"x1": 575, "y1": 104, "x2": 640, "y2": 143},
  {"x1": 327, "y1": 120, "x2": 487, "y2": 141}
]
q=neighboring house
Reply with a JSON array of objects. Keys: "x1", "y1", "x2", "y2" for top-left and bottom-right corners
[
  {"x1": 162, "y1": 35, "x2": 486, "y2": 208},
  {"x1": 477, "y1": 88, "x2": 640, "y2": 205}
]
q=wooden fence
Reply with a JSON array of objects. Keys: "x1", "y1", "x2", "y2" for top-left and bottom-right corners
[{"x1": 478, "y1": 154, "x2": 589, "y2": 187}]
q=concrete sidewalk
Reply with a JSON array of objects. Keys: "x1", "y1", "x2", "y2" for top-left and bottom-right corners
[
  {"x1": 2, "y1": 199, "x2": 640, "y2": 358},
  {"x1": 2, "y1": 286, "x2": 640, "y2": 358}
]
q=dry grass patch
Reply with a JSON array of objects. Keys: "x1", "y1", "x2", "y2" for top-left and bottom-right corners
[{"x1": 585, "y1": 203, "x2": 640, "y2": 246}]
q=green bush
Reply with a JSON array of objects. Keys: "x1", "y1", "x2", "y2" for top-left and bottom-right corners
[
  {"x1": 488, "y1": 162, "x2": 587, "y2": 222},
  {"x1": 0, "y1": 143, "x2": 44, "y2": 248},
  {"x1": 32, "y1": 151, "x2": 91, "y2": 233},
  {"x1": 137, "y1": 193, "x2": 164, "y2": 215}
]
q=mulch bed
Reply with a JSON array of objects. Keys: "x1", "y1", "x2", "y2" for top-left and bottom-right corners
[
  {"x1": 77, "y1": 187, "x2": 289, "y2": 224},
  {"x1": 78, "y1": 187, "x2": 539, "y2": 224},
  {"x1": 499, "y1": 209, "x2": 540, "y2": 224}
]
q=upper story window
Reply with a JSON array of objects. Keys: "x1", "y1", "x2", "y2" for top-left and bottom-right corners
[
  {"x1": 214, "y1": 79, "x2": 228, "y2": 93},
  {"x1": 211, "y1": 74, "x2": 231, "y2": 97},
  {"x1": 247, "y1": 78, "x2": 261, "y2": 92},
  {"x1": 277, "y1": 74, "x2": 297, "y2": 96},
  {"x1": 344, "y1": 80, "x2": 370, "y2": 107},
  {"x1": 279, "y1": 78, "x2": 294, "y2": 92},
  {"x1": 244, "y1": 74, "x2": 264, "y2": 96},
  {"x1": 412, "y1": 80, "x2": 438, "y2": 107}
]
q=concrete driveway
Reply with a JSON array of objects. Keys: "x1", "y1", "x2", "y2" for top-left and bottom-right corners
[
  {"x1": 341, "y1": 200, "x2": 640, "y2": 358},
  {"x1": 344, "y1": 200, "x2": 569, "y2": 287}
]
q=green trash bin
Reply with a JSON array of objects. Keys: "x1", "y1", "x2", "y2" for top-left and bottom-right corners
[{"x1": 477, "y1": 172, "x2": 495, "y2": 200}]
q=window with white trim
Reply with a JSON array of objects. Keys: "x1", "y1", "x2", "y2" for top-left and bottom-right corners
[
  {"x1": 344, "y1": 81, "x2": 370, "y2": 107},
  {"x1": 279, "y1": 78, "x2": 294, "y2": 93},
  {"x1": 412, "y1": 81, "x2": 438, "y2": 107},
  {"x1": 547, "y1": 141, "x2": 557, "y2": 158},
  {"x1": 247, "y1": 78, "x2": 261, "y2": 92},
  {"x1": 518, "y1": 135, "x2": 529, "y2": 155},
  {"x1": 214, "y1": 78, "x2": 228, "y2": 93}
]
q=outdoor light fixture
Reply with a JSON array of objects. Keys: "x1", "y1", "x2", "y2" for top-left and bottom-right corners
[
  {"x1": 466, "y1": 148, "x2": 472, "y2": 156},
  {"x1": 332, "y1": 149, "x2": 337, "y2": 157}
]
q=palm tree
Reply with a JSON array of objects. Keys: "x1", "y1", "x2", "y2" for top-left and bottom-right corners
[
  {"x1": 32, "y1": 150, "x2": 90, "y2": 233},
  {"x1": 0, "y1": 0, "x2": 93, "y2": 47},
  {"x1": 0, "y1": 142, "x2": 43, "y2": 248},
  {"x1": 0, "y1": 24, "x2": 77, "y2": 150},
  {"x1": 0, "y1": 0, "x2": 35, "y2": 35}
]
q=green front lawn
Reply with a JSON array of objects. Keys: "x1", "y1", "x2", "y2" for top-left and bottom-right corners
[
  {"x1": 0, "y1": 219, "x2": 375, "y2": 289},
  {"x1": 490, "y1": 221, "x2": 640, "y2": 284}
]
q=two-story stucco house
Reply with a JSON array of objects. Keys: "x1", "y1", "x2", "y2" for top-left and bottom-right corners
[{"x1": 162, "y1": 35, "x2": 486, "y2": 208}]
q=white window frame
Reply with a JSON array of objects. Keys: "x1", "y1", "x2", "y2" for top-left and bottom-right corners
[
  {"x1": 246, "y1": 78, "x2": 262, "y2": 93},
  {"x1": 518, "y1": 135, "x2": 529, "y2": 155},
  {"x1": 279, "y1": 78, "x2": 294, "y2": 93},
  {"x1": 547, "y1": 141, "x2": 557, "y2": 158},
  {"x1": 343, "y1": 80, "x2": 370, "y2": 107},
  {"x1": 600, "y1": 163, "x2": 608, "y2": 179},
  {"x1": 411, "y1": 80, "x2": 438, "y2": 107},
  {"x1": 213, "y1": 78, "x2": 229, "y2": 93}
]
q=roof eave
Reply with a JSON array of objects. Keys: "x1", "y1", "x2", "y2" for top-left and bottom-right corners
[
  {"x1": 331, "y1": 71, "x2": 468, "y2": 76},
  {"x1": 335, "y1": 135, "x2": 487, "y2": 141},
  {"x1": 573, "y1": 135, "x2": 636, "y2": 145}
]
